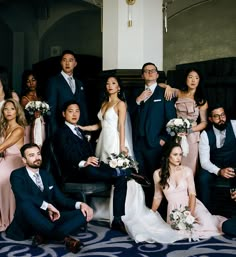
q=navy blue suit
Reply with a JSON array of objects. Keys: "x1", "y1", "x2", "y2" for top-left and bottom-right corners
[
  {"x1": 53, "y1": 124, "x2": 127, "y2": 217},
  {"x1": 129, "y1": 85, "x2": 176, "y2": 207},
  {"x1": 130, "y1": 85, "x2": 176, "y2": 177},
  {"x1": 6, "y1": 167, "x2": 86, "y2": 241},
  {"x1": 46, "y1": 73, "x2": 89, "y2": 136}
]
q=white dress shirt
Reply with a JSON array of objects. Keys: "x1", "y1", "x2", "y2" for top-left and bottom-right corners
[
  {"x1": 61, "y1": 70, "x2": 75, "y2": 92},
  {"x1": 199, "y1": 120, "x2": 236, "y2": 175},
  {"x1": 136, "y1": 82, "x2": 157, "y2": 105},
  {"x1": 26, "y1": 167, "x2": 81, "y2": 210}
]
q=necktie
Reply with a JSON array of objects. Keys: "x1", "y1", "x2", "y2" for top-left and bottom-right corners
[
  {"x1": 144, "y1": 87, "x2": 152, "y2": 102},
  {"x1": 34, "y1": 173, "x2": 44, "y2": 191},
  {"x1": 74, "y1": 127, "x2": 83, "y2": 139},
  {"x1": 68, "y1": 76, "x2": 75, "y2": 94}
]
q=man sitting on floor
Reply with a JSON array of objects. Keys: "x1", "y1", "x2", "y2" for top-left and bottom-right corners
[
  {"x1": 198, "y1": 105, "x2": 236, "y2": 209},
  {"x1": 6, "y1": 143, "x2": 93, "y2": 254}
]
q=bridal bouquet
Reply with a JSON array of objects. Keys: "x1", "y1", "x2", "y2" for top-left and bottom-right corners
[
  {"x1": 166, "y1": 117, "x2": 192, "y2": 157},
  {"x1": 25, "y1": 101, "x2": 50, "y2": 117},
  {"x1": 169, "y1": 205, "x2": 196, "y2": 241},
  {"x1": 107, "y1": 152, "x2": 138, "y2": 171}
]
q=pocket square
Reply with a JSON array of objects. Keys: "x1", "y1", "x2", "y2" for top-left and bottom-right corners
[
  {"x1": 153, "y1": 99, "x2": 161, "y2": 102},
  {"x1": 49, "y1": 186, "x2": 53, "y2": 190}
]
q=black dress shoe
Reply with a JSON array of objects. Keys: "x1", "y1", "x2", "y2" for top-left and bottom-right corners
[
  {"x1": 32, "y1": 234, "x2": 46, "y2": 247},
  {"x1": 64, "y1": 236, "x2": 84, "y2": 253},
  {"x1": 130, "y1": 172, "x2": 151, "y2": 187},
  {"x1": 111, "y1": 220, "x2": 127, "y2": 234}
]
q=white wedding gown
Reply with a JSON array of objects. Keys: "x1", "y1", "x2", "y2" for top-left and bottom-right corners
[{"x1": 95, "y1": 105, "x2": 184, "y2": 243}]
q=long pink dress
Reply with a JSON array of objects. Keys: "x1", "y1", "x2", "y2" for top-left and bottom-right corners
[
  {"x1": 0, "y1": 143, "x2": 24, "y2": 231},
  {"x1": 175, "y1": 98, "x2": 200, "y2": 175},
  {"x1": 159, "y1": 166, "x2": 227, "y2": 239}
]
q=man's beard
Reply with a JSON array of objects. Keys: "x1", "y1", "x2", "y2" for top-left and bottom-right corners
[
  {"x1": 28, "y1": 160, "x2": 42, "y2": 168},
  {"x1": 213, "y1": 121, "x2": 227, "y2": 131}
]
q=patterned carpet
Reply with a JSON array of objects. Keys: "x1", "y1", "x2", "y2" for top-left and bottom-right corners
[{"x1": 0, "y1": 220, "x2": 236, "y2": 257}]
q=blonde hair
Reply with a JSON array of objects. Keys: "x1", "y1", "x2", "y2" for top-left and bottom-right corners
[{"x1": 0, "y1": 98, "x2": 27, "y2": 137}]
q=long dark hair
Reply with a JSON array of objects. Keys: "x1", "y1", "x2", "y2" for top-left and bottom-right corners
[
  {"x1": 181, "y1": 68, "x2": 206, "y2": 106},
  {"x1": 159, "y1": 141, "x2": 182, "y2": 189},
  {"x1": 103, "y1": 76, "x2": 126, "y2": 102},
  {"x1": 0, "y1": 66, "x2": 12, "y2": 99},
  {"x1": 21, "y1": 70, "x2": 40, "y2": 96}
]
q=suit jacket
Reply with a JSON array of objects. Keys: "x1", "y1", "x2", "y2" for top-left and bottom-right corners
[
  {"x1": 7, "y1": 166, "x2": 77, "y2": 240},
  {"x1": 46, "y1": 73, "x2": 89, "y2": 135},
  {"x1": 130, "y1": 85, "x2": 176, "y2": 148},
  {"x1": 53, "y1": 124, "x2": 93, "y2": 181}
]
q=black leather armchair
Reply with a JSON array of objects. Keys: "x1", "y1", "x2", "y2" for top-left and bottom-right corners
[{"x1": 44, "y1": 139, "x2": 111, "y2": 203}]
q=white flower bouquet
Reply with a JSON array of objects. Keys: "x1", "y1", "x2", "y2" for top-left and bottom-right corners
[
  {"x1": 25, "y1": 101, "x2": 50, "y2": 117},
  {"x1": 107, "y1": 152, "x2": 138, "y2": 171},
  {"x1": 169, "y1": 205, "x2": 196, "y2": 241},
  {"x1": 166, "y1": 117, "x2": 192, "y2": 157}
]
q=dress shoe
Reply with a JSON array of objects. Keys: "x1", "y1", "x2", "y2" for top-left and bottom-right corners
[
  {"x1": 111, "y1": 220, "x2": 127, "y2": 234},
  {"x1": 64, "y1": 236, "x2": 84, "y2": 254},
  {"x1": 32, "y1": 234, "x2": 46, "y2": 247},
  {"x1": 130, "y1": 172, "x2": 151, "y2": 187}
]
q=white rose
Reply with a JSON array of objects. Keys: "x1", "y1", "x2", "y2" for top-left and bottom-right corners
[
  {"x1": 184, "y1": 119, "x2": 191, "y2": 128},
  {"x1": 172, "y1": 212, "x2": 181, "y2": 221},
  {"x1": 183, "y1": 210, "x2": 191, "y2": 217},
  {"x1": 178, "y1": 222, "x2": 187, "y2": 230},
  {"x1": 109, "y1": 159, "x2": 118, "y2": 168},
  {"x1": 174, "y1": 118, "x2": 184, "y2": 126},
  {"x1": 117, "y1": 158, "x2": 124, "y2": 167},
  {"x1": 185, "y1": 215, "x2": 195, "y2": 225}
]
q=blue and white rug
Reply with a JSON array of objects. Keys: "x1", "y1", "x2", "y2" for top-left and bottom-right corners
[{"x1": 0, "y1": 221, "x2": 236, "y2": 257}]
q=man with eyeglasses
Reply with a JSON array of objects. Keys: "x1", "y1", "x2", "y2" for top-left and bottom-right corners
[
  {"x1": 129, "y1": 62, "x2": 176, "y2": 208},
  {"x1": 198, "y1": 105, "x2": 236, "y2": 209}
]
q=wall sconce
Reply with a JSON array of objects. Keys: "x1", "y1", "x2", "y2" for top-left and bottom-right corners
[{"x1": 126, "y1": 0, "x2": 136, "y2": 27}]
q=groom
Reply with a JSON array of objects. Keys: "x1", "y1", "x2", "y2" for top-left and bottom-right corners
[{"x1": 53, "y1": 100, "x2": 148, "y2": 233}]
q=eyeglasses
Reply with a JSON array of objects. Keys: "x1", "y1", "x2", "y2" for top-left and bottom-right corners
[
  {"x1": 143, "y1": 69, "x2": 157, "y2": 74},
  {"x1": 212, "y1": 113, "x2": 226, "y2": 119}
]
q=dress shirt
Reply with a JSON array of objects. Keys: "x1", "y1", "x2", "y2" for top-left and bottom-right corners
[
  {"x1": 65, "y1": 121, "x2": 86, "y2": 168},
  {"x1": 61, "y1": 70, "x2": 75, "y2": 91},
  {"x1": 26, "y1": 167, "x2": 81, "y2": 210},
  {"x1": 136, "y1": 82, "x2": 157, "y2": 105},
  {"x1": 199, "y1": 120, "x2": 236, "y2": 175}
]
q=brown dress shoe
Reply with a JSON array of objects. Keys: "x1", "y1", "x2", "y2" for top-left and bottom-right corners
[
  {"x1": 130, "y1": 172, "x2": 151, "y2": 187},
  {"x1": 64, "y1": 236, "x2": 84, "y2": 253},
  {"x1": 111, "y1": 220, "x2": 127, "y2": 234},
  {"x1": 32, "y1": 234, "x2": 46, "y2": 247}
]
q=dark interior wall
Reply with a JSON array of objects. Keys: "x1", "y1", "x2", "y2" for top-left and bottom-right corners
[
  {"x1": 40, "y1": 9, "x2": 102, "y2": 60},
  {"x1": 164, "y1": 0, "x2": 236, "y2": 72},
  {"x1": 0, "y1": 19, "x2": 12, "y2": 77}
]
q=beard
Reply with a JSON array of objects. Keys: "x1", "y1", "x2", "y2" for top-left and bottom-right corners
[
  {"x1": 213, "y1": 122, "x2": 227, "y2": 131},
  {"x1": 28, "y1": 160, "x2": 42, "y2": 168}
]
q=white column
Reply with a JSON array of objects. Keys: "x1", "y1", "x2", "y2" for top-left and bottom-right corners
[{"x1": 103, "y1": 0, "x2": 163, "y2": 70}]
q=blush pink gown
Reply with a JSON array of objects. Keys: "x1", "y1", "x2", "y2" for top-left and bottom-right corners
[
  {"x1": 161, "y1": 166, "x2": 227, "y2": 239},
  {"x1": 0, "y1": 143, "x2": 24, "y2": 231},
  {"x1": 175, "y1": 98, "x2": 200, "y2": 175}
]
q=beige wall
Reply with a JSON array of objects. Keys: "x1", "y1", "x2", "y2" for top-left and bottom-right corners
[{"x1": 163, "y1": 0, "x2": 236, "y2": 72}]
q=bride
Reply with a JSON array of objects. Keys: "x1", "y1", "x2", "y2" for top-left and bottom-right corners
[{"x1": 80, "y1": 76, "x2": 184, "y2": 243}]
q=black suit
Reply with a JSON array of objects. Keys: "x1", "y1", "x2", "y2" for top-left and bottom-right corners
[
  {"x1": 6, "y1": 167, "x2": 86, "y2": 241},
  {"x1": 46, "y1": 73, "x2": 89, "y2": 136},
  {"x1": 53, "y1": 124, "x2": 127, "y2": 217},
  {"x1": 129, "y1": 85, "x2": 176, "y2": 207}
]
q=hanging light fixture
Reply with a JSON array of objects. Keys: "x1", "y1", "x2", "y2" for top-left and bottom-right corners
[{"x1": 126, "y1": 0, "x2": 136, "y2": 27}]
